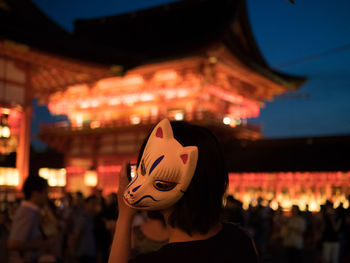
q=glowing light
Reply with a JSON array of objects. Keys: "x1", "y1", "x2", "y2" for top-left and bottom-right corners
[
  {"x1": 154, "y1": 70, "x2": 178, "y2": 82},
  {"x1": 228, "y1": 171, "x2": 350, "y2": 212},
  {"x1": 223, "y1": 116, "x2": 231, "y2": 125},
  {"x1": 97, "y1": 165, "x2": 122, "y2": 173},
  {"x1": 174, "y1": 112, "x2": 184, "y2": 121},
  {"x1": 76, "y1": 115, "x2": 83, "y2": 128},
  {"x1": 91, "y1": 100, "x2": 99, "y2": 107},
  {"x1": 0, "y1": 126, "x2": 10, "y2": 138},
  {"x1": 208, "y1": 86, "x2": 260, "y2": 119},
  {"x1": 209, "y1": 56, "x2": 218, "y2": 63},
  {"x1": 151, "y1": 107, "x2": 159, "y2": 117},
  {"x1": 123, "y1": 94, "x2": 138, "y2": 105},
  {"x1": 1, "y1": 108, "x2": 10, "y2": 114},
  {"x1": 80, "y1": 101, "x2": 89, "y2": 108},
  {"x1": 164, "y1": 90, "x2": 177, "y2": 100},
  {"x1": 109, "y1": 97, "x2": 121, "y2": 105},
  {"x1": 39, "y1": 168, "x2": 66, "y2": 187},
  {"x1": 270, "y1": 200, "x2": 279, "y2": 211},
  {"x1": 130, "y1": 115, "x2": 141, "y2": 125},
  {"x1": 121, "y1": 75, "x2": 144, "y2": 86},
  {"x1": 177, "y1": 89, "x2": 188, "y2": 98},
  {"x1": 84, "y1": 170, "x2": 98, "y2": 187},
  {"x1": 140, "y1": 93, "x2": 155, "y2": 102},
  {"x1": 0, "y1": 167, "x2": 19, "y2": 186},
  {"x1": 90, "y1": 121, "x2": 101, "y2": 129}
]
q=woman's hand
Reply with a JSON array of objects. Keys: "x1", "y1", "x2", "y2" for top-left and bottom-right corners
[
  {"x1": 117, "y1": 162, "x2": 137, "y2": 219},
  {"x1": 108, "y1": 162, "x2": 137, "y2": 263}
]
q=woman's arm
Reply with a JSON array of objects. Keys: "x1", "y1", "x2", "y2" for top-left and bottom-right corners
[{"x1": 108, "y1": 163, "x2": 137, "y2": 263}]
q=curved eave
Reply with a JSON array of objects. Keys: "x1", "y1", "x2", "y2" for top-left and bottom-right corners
[{"x1": 223, "y1": 0, "x2": 307, "y2": 91}]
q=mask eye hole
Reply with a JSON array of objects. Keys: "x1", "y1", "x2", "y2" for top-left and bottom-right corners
[
  {"x1": 141, "y1": 160, "x2": 146, "y2": 176},
  {"x1": 153, "y1": 180, "x2": 177, "y2": 191}
]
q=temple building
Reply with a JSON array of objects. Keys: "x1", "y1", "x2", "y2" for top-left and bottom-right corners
[{"x1": 38, "y1": 0, "x2": 306, "y2": 195}]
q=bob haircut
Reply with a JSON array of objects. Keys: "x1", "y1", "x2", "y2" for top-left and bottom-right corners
[
  {"x1": 137, "y1": 121, "x2": 228, "y2": 235},
  {"x1": 22, "y1": 175, "x2": 48, "y2": 200}
]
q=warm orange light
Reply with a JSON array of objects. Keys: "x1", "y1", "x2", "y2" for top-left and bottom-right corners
[
  {"x1": 154, "y1": 70, "x2": 178, "y2": 82},
  {"x1": 97, "y1": 165, "x2": 122, "y2": 173},
  {"x1": 76, "y1": 115, "x2": 83, "y2": 128},
  {"x1": 66, "y1": 84, "x2": 89, "y2": 94},
  {"x1": 0, "y1": 125, "x2": 10, "y2": 138},
  {"x1": 0, "y1": 167, "x2": 19, "y2": 186},
  {"x1": 208, "y1": 86, "x2": 260, "y2": 119},
  {"x1": 84, "y1": 170, "x2": 98, "y2": 187},
  {"x1": 120, "y1": 75, "x2": 145, "y2": 86},
  {"x1": 90, "y1": 121, "x2": 101, "y2": 129},
  {"x1": 223, "y1": 116, "x2": 231, "y2": 125},
  {"x1": 228, "y1": 171, "x2": 350, "y2": 212},
  {"x1": 1, "y1": 108, "x2": 10, "y2": 114},
  {"x1": 130, "y1": 115, "x2": 141, "y2": 125},
  {"x1": 174, "y1": 112, "x2": 184, "y2": 121},
  {"x1": 39, "y1": 168, "x2": 66, "y2": 187}
]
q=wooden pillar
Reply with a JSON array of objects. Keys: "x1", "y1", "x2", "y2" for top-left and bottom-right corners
[{"x1": 16, "y1": 63, "x2": 32, "y2": 189}]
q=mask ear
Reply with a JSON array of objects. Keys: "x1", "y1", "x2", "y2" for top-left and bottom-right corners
[
  {"x1": 179, "y1": 146, "x2": 198, "y2": 191},
  {"x1": 151, "y1": 119, "x2": 174, "y2": 140}
]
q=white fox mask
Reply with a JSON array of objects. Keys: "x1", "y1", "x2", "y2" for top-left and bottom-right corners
[{"x1": 123, "y1": 119, "x2": 198, "y2": 210}]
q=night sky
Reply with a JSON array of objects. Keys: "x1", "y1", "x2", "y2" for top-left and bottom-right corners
[{"x1": 31, "y1": 0, "x2": 350, "y2": 148}]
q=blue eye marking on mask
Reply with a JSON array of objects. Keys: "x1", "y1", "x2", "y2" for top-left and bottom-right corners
[
  {"x1": 133, "y1": 195, "x2": 158, "y2": 205},
  {"x1": 149, "y1": 155, "x2": 164, "y2": 175},
  {"x1": 132, "y1": 185, "x2": 141, "y2": 192}
]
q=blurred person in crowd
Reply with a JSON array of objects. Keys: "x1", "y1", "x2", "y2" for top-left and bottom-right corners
[
  {"x1": 336, "y1": 202, "x2": 350, "y2": 263},
  {"x1": 8, "y1": 176, "x2": 51, "y2": 263},
  {"x1": 269, "y1": 205, "x2": 286, "y2": 259},
  {"x1": 322, "y1": 202, "x2": 342, "y2": 263},
  {"x1": 94, "y1": 188, "x2": 106, "y2": 212},
  {"x1": 281, "y1": 205, "x2": 306, "y2": 263},
  {"x1": 131, "y1": 211, "x2": 169, "y2": 259},
  {"x1": 223, "y1": 195, "x2": 244, "y2": 226},
  {"x1": 40, "y1": 199, "x2": 63, "y2": 262},
  {"x1": 102, "y1": 193, "x2": 119, "y2": 262},
  {"x1": 247, "y1": 197, "x2": 271, "y2": 254},
  {"x1": 94, "y1": 192, "x2": 110, "y2": 263},
  {"x1": 103, "y1": 193, "x2": 118, "y2": 222},
  {"x1": 59, "y1": 192, "x2": 74, "y2": 257},
  {"x1": 0, "y1": 210, "x2": 11, "y2": 263},
  {"x1": 102, "y1": 193, "x2": 119, "y2": 234},
  {"x1": 338, "y1": 205, "x2": 350, "y2": 263},
  {"x1": 73, "y1": 191, "x2": 85, "y2": 216},
  {"x1": 70, "y1": 195, "x2": 99, "y2": 263},
  {"x1": 108, "y1": 119, "x2": 258, "y2": 263}
]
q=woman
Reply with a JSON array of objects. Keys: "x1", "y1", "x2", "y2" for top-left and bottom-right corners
[{"x1": 108, "y1": 119, "x2": 258, "y2": 263}]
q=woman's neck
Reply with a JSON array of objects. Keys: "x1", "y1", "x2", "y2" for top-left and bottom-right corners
[{"x1": 166, "y1": 222, "x2": 222, "y2": 243}]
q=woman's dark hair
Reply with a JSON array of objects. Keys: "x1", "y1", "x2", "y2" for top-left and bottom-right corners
[
  {"x1": 137, "y1": 121, "x2": 228, "y2": 235},
  {"x1": 147, "y1": 211, "x2": 166, "y2": 225},
  {"x1": 22, "y1": 176, "x2": 48, "y2": 200}
]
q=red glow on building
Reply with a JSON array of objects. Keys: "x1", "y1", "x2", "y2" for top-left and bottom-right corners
[{"x1": 228, "y1": 171, "x2": 350, "y2": 211}]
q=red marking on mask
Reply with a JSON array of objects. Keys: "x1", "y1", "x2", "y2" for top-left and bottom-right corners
[
  {"x1": 156, "y1": 127, "x2": 163, "y2": 138},
  {"x1": 180, "y1": 154, "x2": 188, "y2": 164}
]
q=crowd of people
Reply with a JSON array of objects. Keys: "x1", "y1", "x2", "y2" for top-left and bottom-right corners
[
  {"x1": 1, "y1": 188, "x2": 349, "y2": 263},
  {"x1": 223, "y1": 196, "x2": 350, "y2": 263}
]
